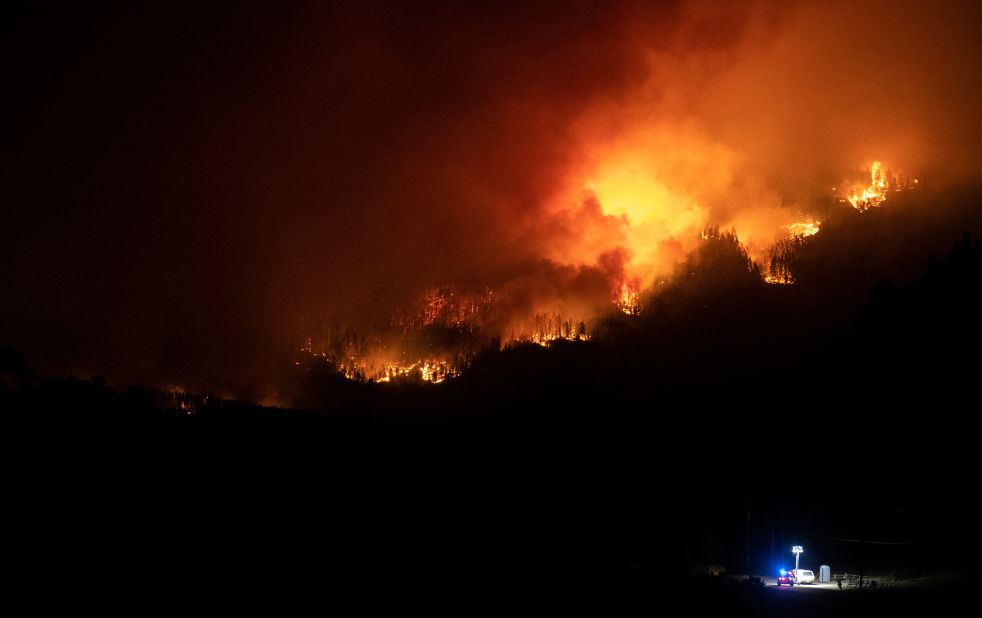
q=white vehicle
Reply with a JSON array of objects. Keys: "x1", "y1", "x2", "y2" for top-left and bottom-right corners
[{"x1": 791, "y1": 569, "x2": 815, "y2": 584}]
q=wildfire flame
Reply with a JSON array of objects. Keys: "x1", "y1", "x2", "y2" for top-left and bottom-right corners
[
  {"x1": 374, "y1": 360, "x2": 455, "y2": 384},
  {"x1": 842, "y1": 160, "x2": 917, "y2": 211},
  {"x1": 298, "y1": 285, "x2": 594, "y2": 382},
  {"x1": 616, "y1": 282, "x2": 641, "y2": 315},
  {"x1": 782, "y1": 221, "x2": 820, "y2": 238}
]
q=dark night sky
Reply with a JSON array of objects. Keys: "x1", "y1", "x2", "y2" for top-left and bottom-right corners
[{"x1": 3, "y1": 1, "x2": 980, "y2": 400}]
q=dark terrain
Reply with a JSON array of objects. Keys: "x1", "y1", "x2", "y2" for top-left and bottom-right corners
[{"x1": 6, "y1": 204, "x2": 980, "y2": 613}]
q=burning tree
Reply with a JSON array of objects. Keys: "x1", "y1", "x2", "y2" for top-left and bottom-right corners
[
  {"x1": 766, "y1": 236, "x2": 807, "y2": 285},
  {"x1": 837, "y1": 160, "x2": 918, "y2": 212}
]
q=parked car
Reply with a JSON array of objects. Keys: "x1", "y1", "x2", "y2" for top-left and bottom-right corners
[
  {"x1": 776, "y1": 571, "x2": 795, "y2": 586},
  {"x1": 791, "y1": 569, "x2": 816, "y2": 584}
]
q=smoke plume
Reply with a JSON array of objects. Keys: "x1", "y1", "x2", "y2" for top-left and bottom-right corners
[{"x1": 3, "y1": 1, "x2": 979, "y2": 400}]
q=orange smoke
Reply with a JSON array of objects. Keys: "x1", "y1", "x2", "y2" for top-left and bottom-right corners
[{"x1": 540, "y1": 124, "x2": 739, "y2": 291}]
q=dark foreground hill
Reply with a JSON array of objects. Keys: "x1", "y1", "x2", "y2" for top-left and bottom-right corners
[{"x1": 5, "y1": 233, "x2": 979, "y2": 613}]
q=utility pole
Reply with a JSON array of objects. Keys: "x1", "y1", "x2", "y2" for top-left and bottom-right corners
[{"x1": 792, "y1": 546, "x2": 803, "y2": 584}]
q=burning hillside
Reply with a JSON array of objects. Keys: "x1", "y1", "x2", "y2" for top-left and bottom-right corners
[
  {"x1": 837, "y1": 160, "x2": 919, "y2": 211},
  {"x1": 297, "y1": 282, "x2": 598, "y2": 383},
  {"x1": 299, "y1": 156, "x2": 920, "y2": 384}
]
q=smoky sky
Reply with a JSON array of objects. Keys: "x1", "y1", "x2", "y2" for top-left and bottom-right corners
[{"x1": 3, "y1": 1, "x2": 980, "y2": 399}]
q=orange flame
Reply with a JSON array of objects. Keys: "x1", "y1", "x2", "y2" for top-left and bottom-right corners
[{"x1": 842, "y1": 160, "x2": 917, "y2": 211}]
